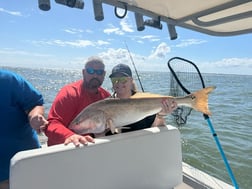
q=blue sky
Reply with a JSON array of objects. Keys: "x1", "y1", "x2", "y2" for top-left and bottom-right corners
[{"x1": 0, "y1": 0, "x2": 252, "y2": 75}]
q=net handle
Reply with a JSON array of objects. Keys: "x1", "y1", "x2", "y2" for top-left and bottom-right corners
[{"x1": 167, "y1": 56, "x2": 239, "y2": 189}]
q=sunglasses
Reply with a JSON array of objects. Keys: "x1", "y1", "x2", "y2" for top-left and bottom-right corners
[
  {"x1": 86, "y1": 67, "x2": 104, "y2": 75},
  {"x1": 111, "y1": 77, "x2": 129, "y2": 84}
]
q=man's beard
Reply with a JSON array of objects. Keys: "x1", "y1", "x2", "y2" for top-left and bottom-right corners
[{"x1": 85, "y1": 78, "x2": 102, "y2": 89}]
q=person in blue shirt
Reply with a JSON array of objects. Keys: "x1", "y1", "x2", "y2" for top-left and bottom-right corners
[{"x1": 0, "y1": 69, "x2": 48, "y2": 189}]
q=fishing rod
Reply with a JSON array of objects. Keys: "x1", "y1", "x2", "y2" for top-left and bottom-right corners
[{"x1": 124, "y1": 42, "x2": 145, "y2": 92}]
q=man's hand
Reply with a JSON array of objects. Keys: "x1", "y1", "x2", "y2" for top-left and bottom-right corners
[
  {"x1": 64, "y1": 134, "x2": 95, "y2": 147},
  {"x1": 27, "y1": 105, "x2": 48, "y2": 133},
  {"x1": 29, "y1": 114, "x2": 49, "y2": 133}
]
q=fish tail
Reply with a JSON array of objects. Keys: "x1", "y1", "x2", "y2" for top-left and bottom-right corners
[{"x1": 190, "y1": 86, "x2": 216, "y2": 115}]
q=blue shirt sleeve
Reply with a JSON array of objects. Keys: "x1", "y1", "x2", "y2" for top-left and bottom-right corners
[{"x1": 0, "y1": 69, "x2": 44, "y2": 182}]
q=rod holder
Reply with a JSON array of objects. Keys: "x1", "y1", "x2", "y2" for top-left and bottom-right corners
[
  {"x1": 38, "y1": 0, "x2": 51, "y2": 11},
  {"x1": 167, "y1": 24, "x2": 177, "y2": 40},
  {"x1": 135, "y1": 13, "x2": 145, "y2": 31},
  {"x1": 93, "y1": 0, "x2": 104, "y2": 21}
]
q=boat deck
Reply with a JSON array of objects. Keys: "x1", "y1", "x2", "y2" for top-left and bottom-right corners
[{"x1": 180, "y1": 163, "x2": 234, "y2": 189}]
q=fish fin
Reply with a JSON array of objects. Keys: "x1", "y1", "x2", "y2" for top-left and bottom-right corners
[
  {"x1": 191, "y1": 86, "x2": 216, "y2": 115},
  {"x1": 114, "y1": 128, "x2": 121, "y2": 134},
  {"x1": 107, "y1": 118, "x2": 116, "y2": 134}
]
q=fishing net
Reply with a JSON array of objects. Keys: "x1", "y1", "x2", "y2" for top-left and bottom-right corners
[
  {"x1": 168, "y1": 57, "x2": 204, "y2": 126},
  {"x1": 169, "y1": 72, "x2": 192, "y2": 126}
]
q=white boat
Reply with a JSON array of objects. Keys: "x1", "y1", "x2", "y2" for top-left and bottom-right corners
[{"x1": 9, "y1": 1, "x2": 252, "y2": 188}]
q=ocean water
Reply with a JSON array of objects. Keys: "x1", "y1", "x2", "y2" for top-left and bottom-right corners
[{"x1": 2, "y1": 66, "x2": 251, "y2": 189}]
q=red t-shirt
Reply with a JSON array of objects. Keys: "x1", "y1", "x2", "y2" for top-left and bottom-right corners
[{"x1": 45, "y1": 80, "x2": 110, "y2": 146}]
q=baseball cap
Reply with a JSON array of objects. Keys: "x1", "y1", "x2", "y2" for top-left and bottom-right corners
[{"x1": 109, "y1": 64, "x2": 132, "y2": 78}]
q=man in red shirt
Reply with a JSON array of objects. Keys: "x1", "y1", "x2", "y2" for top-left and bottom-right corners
[{"x1": 45, "y1": 56, "x2": 110, "y2": 146}]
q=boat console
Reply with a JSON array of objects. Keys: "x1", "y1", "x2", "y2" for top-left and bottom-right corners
[{"x1": 10, "y1": 125, "x2": 182, "y2": 189}]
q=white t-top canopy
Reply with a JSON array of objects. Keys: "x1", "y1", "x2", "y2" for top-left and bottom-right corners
[{"x1": 99, "y1": 0, "x2": 252, "y2": 39}]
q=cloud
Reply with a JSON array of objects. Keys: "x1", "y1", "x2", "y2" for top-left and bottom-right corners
[
  {"x1": 120, "y1": 17, "x2": 134, "y2": 32},
  {"x1": 0, "y1": 8, "x2": 22, "y2": 16},
  {"x1": 62, "y1": 40, "x2": 94, "y2": 47},
  {"x1": 0, "y1": 48, "x2": 52, "y2": 57},
  {"x1": 85, "y1": 29, "x2": 93, "y2": 33},
  {"x1": 96, "y1": 46, "x2": 169, "y2": 72},
  {"x1": 63, "y1": 28, "x2": 84, "y2": 34},
  {"x1": 128, "y1": 35, "x2": 160, "y2": 44},
  {"x1": 97, "y1": 40, "x2": 110, "y2": 45},
  {"x1": 104, "y1": 24, "x2": 124, "y2": 35},
  {"x1": 140, "y1": 35, "x2": 160, "y2": 42},
  {"x1": 175, "y1": 38, "x2": 207, "y2": 47},
  {"x1": 141, "y1": 35, "x2": 157, "y2": 39},
  {"x1": 31, "y1": 39, "x2": 109, "y2": 48},
  {"x1": 205, "y1": 58, "x2": 252, "y2": 69},
  {"x1": 0, "y1": 48, "x2": 55, "y2": 68},
  {"x1": 198, "y1": 57, "x2": 252, "y2": 75},
  {"x1": 215, "y1": 58, "x2": 252, "y2": 67},
  {"x1": 98, "y1": 48, "x2": 129, "y2": 66},
  {"x1": 3, "y1": 46, "x2": 251, "y2": 75},
  {"x1": 149, "y1": 42, "x2": 171, "y2": 59},
  {"x1": 103, "y1": 16, "x2": 134, "y2": 35},
  {"x1": 98, "y1": 51, "x2": 252, "y2": 74}
]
